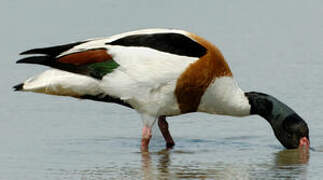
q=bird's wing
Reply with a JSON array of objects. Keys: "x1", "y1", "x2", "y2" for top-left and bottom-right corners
[
  {"x1": 17, "y1": 39, "x2": 116, "y2": 79},
  {"x1": 17, "y1": 29, "x2": 207, "y2": 81}
]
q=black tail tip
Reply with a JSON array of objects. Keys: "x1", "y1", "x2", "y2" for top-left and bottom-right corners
[
  {"x1": 16, "y1": 59, "x2": 24, "y2": 64},
  {"x1": 16, "y1": 56, "x2": 50, "y2": 65},
  {"x1": 16, "y1": 57, "x2": 35, "y2": 64},
  {"x1": 13, "y1": 83, "x2": 24, "y2": 91},
  {"x1": 19, "y1": 50, "x2": 30, "y2": 55}
]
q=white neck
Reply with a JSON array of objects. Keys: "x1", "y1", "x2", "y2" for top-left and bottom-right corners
[{"x1": 198, "y1": 77, "x2": 251, "y2": 116}]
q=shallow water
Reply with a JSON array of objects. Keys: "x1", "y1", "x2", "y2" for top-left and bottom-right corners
[
  {"x1": 1, "y1": 0, "x2": 323, "y2": 179},
  {"x1": 1, "y1": 104, "x2": 323, "y2": 180}
]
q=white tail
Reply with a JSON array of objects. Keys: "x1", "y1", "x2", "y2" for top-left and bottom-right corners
[{"x1": 17, "y1": 69, "x2": 103, "y2": 98}]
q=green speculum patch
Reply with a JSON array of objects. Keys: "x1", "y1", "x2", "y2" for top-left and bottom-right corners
[{"x1": 88, "y1": 60, "x2": 119, "y2": 79}]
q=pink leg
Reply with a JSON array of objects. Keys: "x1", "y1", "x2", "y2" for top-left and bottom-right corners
[
  {"x1": 141, "y1": 125, "x2": 152, "y2": 152},
  {"x1": 158, "y1": 116, "x2": 175, "y2": 149}
]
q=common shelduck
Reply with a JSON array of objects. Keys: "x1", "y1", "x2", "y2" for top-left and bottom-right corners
[{"x1": 14, "y1": 28, "x2": 309, "y2": 151}]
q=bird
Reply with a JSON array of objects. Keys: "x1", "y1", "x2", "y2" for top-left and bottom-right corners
[{"x1": 14, "y1": 28, "x2": 310, "y2": 151}]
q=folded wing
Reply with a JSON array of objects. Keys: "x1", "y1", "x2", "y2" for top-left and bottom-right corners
[{"x1": 17, "y1": 40, "x2": 118, "y2": 79}]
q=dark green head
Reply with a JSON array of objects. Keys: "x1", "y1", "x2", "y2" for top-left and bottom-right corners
[{"x1": 245, "y1": 92, "x2": 309, "y2": 149}]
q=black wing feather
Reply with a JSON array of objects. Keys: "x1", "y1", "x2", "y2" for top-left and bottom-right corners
[
  {"x1": 107, "y1": 33, "x2": 207, "y2": 57},
  {"x1": 16, "y1": 55, "x2": 90, "y2": 76},
  {"x1": 20, "y1": 41, "x2": 86, "y2": 57}
]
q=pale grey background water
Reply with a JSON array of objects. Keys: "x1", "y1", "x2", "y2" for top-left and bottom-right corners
[{"x1": 1, "y1": 0, "x2": 323, "y2": 179}]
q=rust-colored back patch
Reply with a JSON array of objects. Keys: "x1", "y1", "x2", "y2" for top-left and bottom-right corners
[
  {"x1": 58, "y1": 49, "x2": 112, "y2": 65},
  {"x1": 175, "y1": 33, "x2": 233, "y2": 113}
]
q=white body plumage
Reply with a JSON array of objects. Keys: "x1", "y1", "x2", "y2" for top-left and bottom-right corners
[{"x1": 16, "y1": 28, "x2": 253, "y2": 151}]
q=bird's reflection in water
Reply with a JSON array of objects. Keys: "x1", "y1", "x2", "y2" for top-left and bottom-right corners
[
  {"x1": 275, "y1": 148, "x2": 309, "y2": 166},
  {"x1": 64, "y1": 147, "x2": 311, "y2": 179},
  {"x1": 141, "y1": 149, "x2": 219, "y2": 179},
  {"x1": 141, "y1": 149, "x2": 176, "y2": 179},
  {"x1": 141, "y1": 151, "x2": 153, "y2": 180},
  {"x1": 157, "y1": 150, "x2": 171, "y2": 175},
  {"x1": 140, "y1": 148, "x2": 310, "y2": 179},
  {"x1": 268, "y1": 148, "x2": 309, "y2": 179}
]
